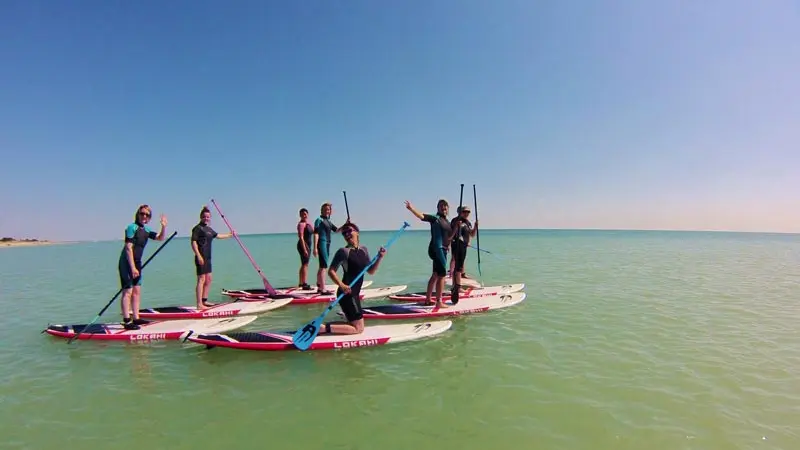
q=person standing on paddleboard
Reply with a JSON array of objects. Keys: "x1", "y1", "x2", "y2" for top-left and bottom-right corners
[
  {"x1": 405, "y1": 199, "x2": 456, "y2": 309},
  {"x1": 448, "y1": 205, "x2": 478, "y2": 302},
  {"x1": 318, "y1": 222, "x2": 386, "y2": 335},
  {"x1": 191, "y1": 206, "x2": 233, "y2": 310},
  {"x1": 296, "y1": 208, "x2": 313, "y2": 290},
  {"x1": 313, "y1": 202, "x2": 339, "y2": 295},
  {"x1": 119, "y1": 204, "x2": 168, "y2": 330}
]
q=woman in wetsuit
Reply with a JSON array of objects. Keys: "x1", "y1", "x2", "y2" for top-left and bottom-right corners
[
  {"x1": 313, "y1": 202, "x2": 339, "y2": 295},
  {"x1": 448, "y1": 205, "x2": 478, "y2": 302},
  {"x1": 296, "y1": 208, "x2": 313, "y2": 290},
  {"x1": 191, "y1": 206, "x2": 233, "y2": 310},
  {"x1": 405, "y1": 199, "x2": 456, "y2": 309},
  {"x1": 119, "y1": 204, "x2": 168, "y2": 330},
  {"x1": 318, "y1": 222, "x2": 386, "y2": 335}
]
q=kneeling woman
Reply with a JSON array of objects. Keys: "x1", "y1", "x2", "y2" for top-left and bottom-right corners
[{"x1": 319, "y1": 222, "x2": 386, "y2": 335}]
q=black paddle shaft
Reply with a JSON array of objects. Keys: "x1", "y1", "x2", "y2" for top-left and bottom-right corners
[
  {"x1": 343, "y1": 190, "x2": 350, "y2": 222},
  {"x1": 67, "y1": 231, "x2": 178, "y2": 344},
  {"x1": 459, "y1": 184, "x2": 464, "y2": 212}
]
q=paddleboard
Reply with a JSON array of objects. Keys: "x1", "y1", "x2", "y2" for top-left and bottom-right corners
[
  {"x1": 444, "y1": 275, "x2": 482, "y2": 288},
  {"x1": 137, "y1": 296, "x2": 293, "y2": 320},
  {"x1": 221, "y1": 281, "x2": 374, "y2": 299},
  {"x1": 183, "y1": 320, "x2": 452, "y2": 351},
  {"x1": 44, "y1": 316, "x2": 257, "y2": 342},
  {"x1": 389, "y1": 283, "x2": 526, "y2": 302},
  {"x1": 349, "y1": 292, "x2": 527, "y2": 320},
  {"x1": 235, "y1": 285, "x2": 408, "y2": 305}
]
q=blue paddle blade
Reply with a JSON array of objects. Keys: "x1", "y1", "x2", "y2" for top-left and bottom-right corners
[{"x1": 291, "y1": 221, "x2": 411, "y2": 351}]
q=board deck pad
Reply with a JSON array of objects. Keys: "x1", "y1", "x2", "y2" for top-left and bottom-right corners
[
  {"x1": 138, "y1": 297, "x2": 292, "y2": 320},
  {"x1": 389, "y1": 283, "x2": 525, "y2": 302},
  {"x1": 44, "y1": 316, "x2": 257, "y2": 342},
  {"x1": 349, "y1": 292, "x2": 527, "y2": 319},
  {"x1": 221, "y1": 281, "x2": 373, "y2": 298},
  {"x1": 185, "y1": 320, "x2": 452, "y2": 351},
  {"x1": 233, "y1": 285, "x2": 408, "y2": 305}
]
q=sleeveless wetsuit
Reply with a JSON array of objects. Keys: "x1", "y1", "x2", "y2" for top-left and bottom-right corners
[
  {"x1": 297, "y1": 221, "x2": 313, "y2": 264},
  {"x1": 450, "y1": 217, "x2": 473, "y2": 272},
  {"x1": 329, "y1": 244, "x2": 371, "y2": 322},
  {"x1": 314, "y1": 216, "x2": 338, "y2": 268},
  {"x1": 118, "y1": 222, "x2": 158, "y2": 289},
  {"x1": 191, "y1": 222, "x2": 218, "y2": 276},
  {"x1": 422, "y1": 213, "x2": 452, "y2": 277}
]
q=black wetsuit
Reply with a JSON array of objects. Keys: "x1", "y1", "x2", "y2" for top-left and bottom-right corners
[
  {"x1": 329, "y1": 244, "x2": 372, "y2": 322},
  {"x1": 191, "y1": 222, "x2": 218, "y2": 276}
]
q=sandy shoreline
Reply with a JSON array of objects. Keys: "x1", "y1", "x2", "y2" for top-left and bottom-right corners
[{"x1": 0, "y1": 240, "x2": 79, "y2": 249}]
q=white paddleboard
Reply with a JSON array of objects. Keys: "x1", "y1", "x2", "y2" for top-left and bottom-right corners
[
  {"x1": 138, "y1": 297, "x2": 293, "y2": 320},
  {"x1": 184, "y1": 320, "x2": 452, "y2": 351},
  {"x1": 348, "y1": 292, "x2": 527, "y2": 319},
  {"x1": 44, "y1": 316, "x2": 257, "y2": 342}
]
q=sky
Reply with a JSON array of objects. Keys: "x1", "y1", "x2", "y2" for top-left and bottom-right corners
[{"x1": 1, "y1": 0, "x2": 799, "y2": 241}]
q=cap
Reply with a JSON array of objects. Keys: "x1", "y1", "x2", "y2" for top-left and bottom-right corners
[{"x1": 458, "y1": 205, "x2": 471, "y2": 213}]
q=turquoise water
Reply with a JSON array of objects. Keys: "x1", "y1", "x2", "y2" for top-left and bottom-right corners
[{"x1": 2, "y1": 229, "x2": 800, "y2": 449}]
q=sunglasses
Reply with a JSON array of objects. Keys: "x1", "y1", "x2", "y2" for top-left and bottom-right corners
[{"x1": 139, "y1": 211, "x2": 151, "y2": 218}]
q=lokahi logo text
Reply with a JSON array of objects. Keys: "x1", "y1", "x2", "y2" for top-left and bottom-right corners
[
  {"x1": 333, "y1": 339, "x2": 380, "y2": 348},
  {"x1": 201, "y1": 310, "x2": 237, "y2": 318},
  {"x1": 129, "y1": 333, "x2": 168, "y2": 341}
]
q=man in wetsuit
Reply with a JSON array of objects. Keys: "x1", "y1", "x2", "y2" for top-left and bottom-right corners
[
  {"x1": 313, "y1": 202, "x2": 339, "y2": 295},
  {"x1": 296, "y1": 208, "x2": 313, "y2": 290},
  {"x1": 191, "y1": 206, "x2": 233, "y2": 310},
  {"x1": 318, "y1": 222, "x2": 386, "y2": 335},
  {"x1": 118, "y1": 204, "x2": 168, "y2": 330},
  {"x1": 405, "y1": 199, "x2": 456, "y2": 308},
  {"x1": 449, "y1": 205, "x2": 478, "y2": 303}
]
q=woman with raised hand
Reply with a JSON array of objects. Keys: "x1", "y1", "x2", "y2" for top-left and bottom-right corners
[{"x1": 119, "y1": 204, "x2": 167, "y2": 329}]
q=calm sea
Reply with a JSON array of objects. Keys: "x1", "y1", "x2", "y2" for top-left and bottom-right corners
[{"x1": 1, "y1": 229, "x2": 799, "y2": 449}]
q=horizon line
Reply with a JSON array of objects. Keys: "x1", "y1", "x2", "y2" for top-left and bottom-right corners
[{"x1": 16, "y1": 226, "x2": 800, "y2": 244}]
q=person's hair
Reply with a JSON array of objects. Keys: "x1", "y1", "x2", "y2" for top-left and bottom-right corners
[
  {"x1": 299, "y1": 208, "x2": 308, "y2": 215},
  {"x1": 200, "y1": 206, "x2": 211, "y2": 219},
  {"x1": 134, "y1": 204, "x2": 151, "y2": 221},
  {"x1": 437, "y1": 199, "x2": 448, "y2": 208},
  {"x1": 320, "y1": 202, "x2": 332, "y2": 215}
]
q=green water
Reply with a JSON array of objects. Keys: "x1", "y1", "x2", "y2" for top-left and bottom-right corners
[{"x1": 1, "y1": 229, "x2": 799, "y2": 449}]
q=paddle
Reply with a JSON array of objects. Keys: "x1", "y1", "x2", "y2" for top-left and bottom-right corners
[
  {"x1": 473, "y1": 184, "x2": 481, "y2": 277},
  {"x1": 67, "y1": 231, "x2": 177, "y2": 344},
  {"x1": 210, "y1": 199, "x2": 277, "y2": 296},
  {"x1": 343, "y1": 190, "x2": 350, "y2": 222},
  {"x1": 291, "y1": 221, "x2": 411, "y2": 351}
]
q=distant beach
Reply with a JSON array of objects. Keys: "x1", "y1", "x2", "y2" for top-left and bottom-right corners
[{"x1": 0, "y1": 238, "x2": 76, "y2": 249}]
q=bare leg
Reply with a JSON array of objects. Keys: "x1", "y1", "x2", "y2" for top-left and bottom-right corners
[
  {"x1": 299, "y1": 262, "x2": 308, "y2": 286},
  {"x1": 121, "y1": 289, "x2": 132, "y2": 320},
  {"x1": 131, "y1": 286, "x2": 142, "y2": 320},
  {"x1": 316, "y1": 267, "x2": 325, "y2": 290},
  {"x1": 424, "y1": 273, "x2": 436, "y2": 305},
  {"x1": 435, "y1": 275, "x2": 448, "y2": 308},
  {"x1": 203, "y1": 273, "x2": 213, "y2": 305},
  {"x1": 196, "y1": 275, "x2": 206, "y2": 309}
]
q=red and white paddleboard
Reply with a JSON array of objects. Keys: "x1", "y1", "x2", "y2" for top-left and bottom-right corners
[
  {"x1": 345, "y1": 292, "x2": 527, "y2": 320},
  {"x1": 225, "y1": 285, "x2": 407, "y2": 305},
  {"x1": 137, "y1": 296, "x2": 292, "y2": 320},
  {"x1": 220, "y1": 281, "x2": 374, "y2": 299},
  {"x1": 183, "y1": 320, "x2": 452, "y2": 351},
  {"x1": 388, "y1": 283, "x2": 525, "y2": 302},
  {"x1": 44, "y1": 316, "x2": 256, "y2": 342}
]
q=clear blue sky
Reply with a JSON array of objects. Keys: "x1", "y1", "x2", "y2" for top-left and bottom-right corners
[{"x1": 1, "y1": 0, "x2": 798, "y2": 241}]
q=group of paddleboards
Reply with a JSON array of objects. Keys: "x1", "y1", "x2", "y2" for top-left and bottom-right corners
[{"x1": 44, "y1": 187, "x2": 528, "y2": 352}]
